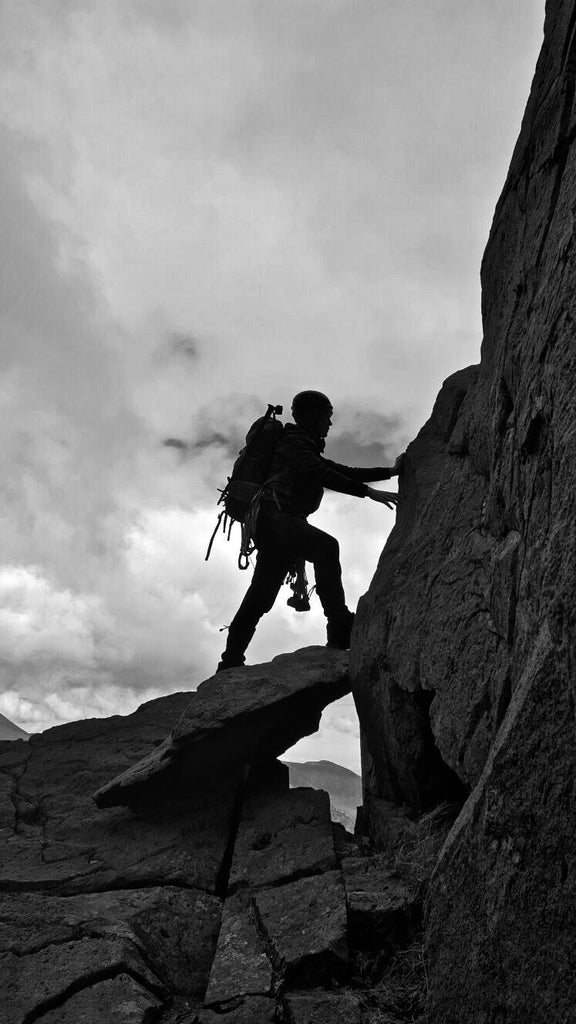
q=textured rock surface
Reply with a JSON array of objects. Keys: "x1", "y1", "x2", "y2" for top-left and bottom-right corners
[
  {"x1": 95, "y1": 647, "x2": 350, "y2": 808},
  {"x1": 0, "y1": 694, "x2": 233, "y2": 1022},
  {"x1": 253, "y1": 870, "x2": 349, "y2": 985},
  {"x1": 229, "y1": 785, "x2": 336, "y2": 893},
  {"x1": 0, "y1": 736, "x2": 240, "y2": 896},
  {"x1": 38, "y1": 976, "x2": 163, "y2": 1024},
  {"x1": 200, "y1": 767, "x2": 350, "y2": 1017},
  {"x1": 1, "y1": 887, "x2": 221, "y2": 1000},
  {"x1": 203, "y1": 896, "x2": 273, "y2": 1007},
  {"x1": 352, "y1": 1, "x2": 576, "y2": 1019}
]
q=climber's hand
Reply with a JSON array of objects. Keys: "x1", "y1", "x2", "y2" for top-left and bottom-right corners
[{"x1": 366, "y1": 487, "x2": 399, "y2": 510}]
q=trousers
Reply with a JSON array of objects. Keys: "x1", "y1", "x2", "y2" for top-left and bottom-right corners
[{"x1": 222, "y1": 510, "x2": 348, "y2": 664}]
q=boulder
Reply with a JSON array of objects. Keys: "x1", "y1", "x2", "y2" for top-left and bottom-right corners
[
  {"x1": 229, "y1": 786, "x2": 336, "y2": 893},
  {"x1": 253, "y1": 870, "x2": 348, "y2": 986},
  {"x1": 203, "y1": 897, "x2": 273, "y2": 1007},
  {"x1": 94, "y1": 647, "x2": 350, "y2": 809}
]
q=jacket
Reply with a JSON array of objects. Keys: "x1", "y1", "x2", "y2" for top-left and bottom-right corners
[{"x1": 265, "y1": 423, "x2": 394, "y2": 517}]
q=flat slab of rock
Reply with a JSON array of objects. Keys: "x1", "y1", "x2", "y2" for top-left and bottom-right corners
[
  {"x1": 203, "y1": 897, "x2": 273, "y2": 1007},
  {"x1": 229, "y1": 786, "x2": 336, "y2": 893},
  {"x1": 253, "y1": 870, "x2": 348, "y2": 986},
  {"x1": 94, "y1": 647, "x2": 350, "y2": 809}
]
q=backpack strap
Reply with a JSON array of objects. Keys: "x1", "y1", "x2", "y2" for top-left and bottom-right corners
[{"x1": 205, "y1": 509, "x2": 227, "y2": 562}]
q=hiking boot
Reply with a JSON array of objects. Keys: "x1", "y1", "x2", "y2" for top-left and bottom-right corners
[
  {"x1": 216, "y1": 653, "x2": 246, "y2": 673},
  {"x1": 326, "y1": 609, "x2": 355, "y2": 650}
]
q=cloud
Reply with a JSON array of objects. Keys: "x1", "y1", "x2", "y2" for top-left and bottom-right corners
[{"x1": 0, "y1": 566, "x2": 108, "y2": 664}]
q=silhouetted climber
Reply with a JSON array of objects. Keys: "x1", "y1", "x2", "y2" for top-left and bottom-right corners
[{"x1": 217, "y1": 391, "x2": 401, "y2": 671}]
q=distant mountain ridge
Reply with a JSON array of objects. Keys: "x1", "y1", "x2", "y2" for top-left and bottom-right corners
[
  {"x1": 0, "y1": 713, "x2": 29, "y2": 742},
  {"x1": 283, "y1": 759, "x2": 361, "y2": 832}
]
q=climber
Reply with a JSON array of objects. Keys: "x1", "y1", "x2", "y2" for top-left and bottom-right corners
[{"x1": 216, "y1": 390, "x2": 402, "y2": 672}]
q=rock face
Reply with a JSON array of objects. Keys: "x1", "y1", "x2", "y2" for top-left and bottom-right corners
[
  {"x1": 352, "y1": 1, "x2": 576, "y2": 1019},
  {"x1": 94, "y1": 647, "x2": 350, "y2": 809}
]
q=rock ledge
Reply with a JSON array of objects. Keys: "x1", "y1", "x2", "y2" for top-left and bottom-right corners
[{"x1": 94, "y1": 647, "x2": 350, "y2": 809}]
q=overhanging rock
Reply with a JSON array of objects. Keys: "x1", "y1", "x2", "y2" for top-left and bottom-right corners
[{"x1": 93, "y1": 646, "x2": 350, "y2": 809}]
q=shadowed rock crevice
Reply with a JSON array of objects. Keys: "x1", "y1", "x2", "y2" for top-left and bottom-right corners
[
  {"x1": 214, "y1": 774, "x2": 248, "y2": 900},
  {"x1": 20, "y1": 967, "x2": 163, "y2": 1024},
  {"x1": 356, "y1": 670, "x2": 468, "y2": 816}
]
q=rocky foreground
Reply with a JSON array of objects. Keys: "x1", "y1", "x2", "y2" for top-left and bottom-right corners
[{"x1": 0, "y1": 647, "x2": 453, "y2": 1023}]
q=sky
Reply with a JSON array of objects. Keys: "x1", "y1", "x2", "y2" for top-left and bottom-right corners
[{"x1": 0, "y1": 0, "x2": 544, "y2": 771}]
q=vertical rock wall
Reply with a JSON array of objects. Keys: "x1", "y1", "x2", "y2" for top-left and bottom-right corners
[{"x1": 352, "y1": 0, "x2": 576, "y2": 1019}]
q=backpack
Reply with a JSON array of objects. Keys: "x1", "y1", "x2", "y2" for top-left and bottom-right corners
[{"x1": 205, "y1": 403, "x2": 283, "y2": 569}]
